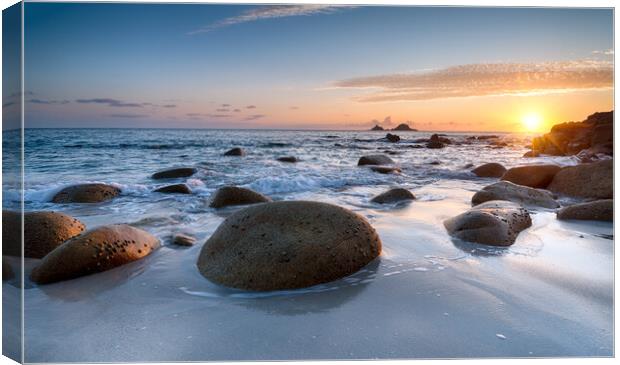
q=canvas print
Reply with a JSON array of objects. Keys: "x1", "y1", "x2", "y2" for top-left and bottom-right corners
[{"x1": 1, "y1": 2, "x2": 614, "y2": 363}]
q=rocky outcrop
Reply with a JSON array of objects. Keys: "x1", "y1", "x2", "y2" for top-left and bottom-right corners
[
  {"x1": 52, "y1": 183, "x2": 121, "y2": 203},
  {"x1": 3, "y1": 211, "x2": 86, "y2": 258},
  {"x1": 151, "y1": 167, "x2": 197, "y2": 179},
  {"x1": 392, "y1": 123, "x2": 417, "y2": 131},
  {"x1": 471, "y1": 181, "x2": 559, "y2": 208},
  {"x1": 277, "y1": 156, "x2": 298, "y2": 163},
  {"x1": 30, "y1": 224, "x2": 160, "y2": 284},
  {"x1": 224, "y1": 147, "x2": 245, "y2": 156},
  {"x1": 547, "y1": 160, "x2": 612, "y2": 199},
  {"x1": 154, "y1": 183, "x2": 192, "y2": 194},
  {"x1": 370, "y1": 125, "x2": 384, "y2": 131},
  {"x1": 526, "y1": 111, "x2": 613, "y2": 157},
  {"x1": 426, "y1": 134, "x2": 450, "y2": 149},
  {"x1": 371, "y1": 188, "x2": 415, "y2": 204},
  {"x1": 386, "y1": 133, "x2": 400, "y2": 143},
  {"x1": 444, "y1": 200, "x2": 532, "y2": 247},
  {"x1": 197, "y1": 201, "x2": 382, "y2": 291},
  {"x1": 557, "y1": 200, "x2": 613, "y2": 222},
  {"x1": 471, "y1": 163, "x2": 507, "y2": 178},
  {"x1": 500, "y1": 164, "x2": 561, "y2": 188},
  {"x1": 358, "y1": 154, "x2": 395, "y2": 166},
  {"x1": 209, "y1": 186, "x2": 272, "y2": 208}
]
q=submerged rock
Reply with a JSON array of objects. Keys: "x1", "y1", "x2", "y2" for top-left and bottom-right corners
[
  {"x1": 209, "y1": 186, "x2": 272, "y2": 208},
  {"x1": 30, "y1": 224, "x2": 160, "y2": 284},
  {"x1": 557, "y1": 200, "x2": 613, "y2": 222},
  {"x1": 471, "y1": 163, "x2": 507, "y2": 178},
  {"x1": 277, "y1": 156, "x2": 298, "y2": 163},
  {"x1": 172, "y1": 233, "x2": 197, "y2": 246},
  {"x1": 3, "y1": 211, "x2": 86, "y2": 258},
  {"x1": 426, "y1": 141, "x2": 445, "y2": 149},
  {"x1": 501, "y1": 164, "x2": 561, "y2": 188},
  {"x1": 51, "y1": 183, "x2": 121, "y2": 203},
  {"x1": 547, "y1": 160, "x2": 613, "y2": 199},
  {"x1": 197, "y1": 201, "x2": 382, "y2": 291},
  {"x1": 444, "y1": 200, "x2": 532, "y2": 247},
  {"x1": 151, "y1": 167, "x2": 197, "y2": 179},
  {"x1": 358, "y1": 154, "x2": 395, "y2": 166},
  {"x1": 154, "y1": 183, "x2": 192, "y2": 194},
  {"x1": 471, "y1": 181, "x2": 559, "y2": 208},
  {"x1": 386, "y1": 133, "x2": 400, "y2": 143},
  {"x1": 224, "y1": 147, "x2": 245, "y2": 156},
  {"x1": 370, "y1": 166, "x2": 401, "y2": 174},
  {"x1": 371, "y1": 188, "x2": 415, "y2": 204}
]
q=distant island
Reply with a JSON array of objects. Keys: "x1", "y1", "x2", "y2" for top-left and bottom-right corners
[{"x1": 370, "y1": 123, "x2": 418, "y2": 131}]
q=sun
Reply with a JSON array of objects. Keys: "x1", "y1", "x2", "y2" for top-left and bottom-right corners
[{"x1": 522, "y1": 113, "x2": 543, "y2": 132}]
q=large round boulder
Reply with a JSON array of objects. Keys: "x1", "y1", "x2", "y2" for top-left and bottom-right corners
[
  {"x1": 557, "y1": 200, "x2": 613, "y2": 222},
  {"x1": 547, "y1": 160, "x2": 612, "y2": 199},
  {"x1": 357, "y1": 154, "x2": 395, "y2": 166},
  {"x1": 51, "y1": 183, "x2": 121, "y2": 203},
  {"x1": 3, "y1": 211, "x2": 86, "y2": 258},
  {"x1": 500, "y1": 164, "x2": 561, "y2": 188},
  {"x1": 154, "y1": 183, "x2": 192, "y2": 194},
  {"x1": 197, "y1": 201, "x2": 382, "y2": 291},
  {"x1": 30, "y1": 224, "x2": 160, "y2": 284},
  {"x1": 151, "y1": 167, "x2": 197, "y2": 179},
  {"x1": 444, "y1": 200, "x2": 532, "y2": 247},
  {"x1": 224, "y1": 147, "x2": 245, "y2": 156},
  {"x1": 471, "y1": 163, "x2": 506, "y2": 178},
  {"x1": 209, "y1": 186, "x2": 271, "y2": 208},
  {"x1": 471, "y1": 181, "x2": 559, "y2": 208},
  {"x1": 371, "y1": 188, "x2": 415, "y2": 204}
]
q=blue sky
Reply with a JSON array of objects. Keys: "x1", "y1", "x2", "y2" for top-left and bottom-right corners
[{"x1": 12, "y1": 3, "x2": 614, "y2": 130}]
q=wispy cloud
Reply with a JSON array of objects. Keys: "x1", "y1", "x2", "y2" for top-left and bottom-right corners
[
  {"x1": 28, "y1": 98, "x2": 70, "y2": 105},
  {"x1": 188, "y1": 5, "x2": 351, "y2": 34},
  {"x1": 246, "y1": 105, "x2": 257, "y2": 109},
  {"x1": 107, "y1": 113, "x2": 148, "y2": 118},
  {"x1": 592, "y1": 49, "x2": 614, "y2": 55},
  {"x1": 333, "y1": 60, "x2": 613, "y2": 102},
  {"x1": 244, "y1": 114, "x2": 266, "y2": 121},
  {"x1": 76, "y1": 98, "x2": 143, "y2": 107}
]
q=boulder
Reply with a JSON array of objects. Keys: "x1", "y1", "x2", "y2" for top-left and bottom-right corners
[
  {"x1": 471, "y1": 181, "x2": 559, "y2": 208},
  {"x1": 151, "y1": 167, "x2": 197, "y2": 179},
  {"x1": 51, "y1": 183, "x2": 121, "y2": 203},
  {"x1": 3, "y1": 258, "x2": 14, "y2": 280},
  {"x1": 197, "y1": 201, "x2": 382, "y2": 291},
  {"x1": 386, "y1": 133, "x2": 400, "y2": 143},
  {"x1": 224, "y1": 147, "x2": 245, "y2": 156},
  {"x1": 358, "y1": 154, "x2": 395, "y2": 166},
  {"x1": 3, "y1": 211, "x2": 86, "y2": 258},
  {"x1": 557, "y1": 200, "x2": 613, "y2": 222},
  {"x1": 209, "y1": 186, "x2": 272, "y2": 208},
  {"x1": 172, "y1": 233, "x2": 197, "y2": 246},
  {"x1": 277, "y1": 156, "x2": 298, "y2": 163},
  {"x1": 30, "y1": 224, "x2": 160, "y2": 284},
  {"x1": 547, "y1": 160, "x2": 612, "y2": 199},
  {"x1": 444, "y1": 200, "x2": 532, "y2": 247},
  {"x1": 371, "y1": 188, "x2": 415, "y2": 204},
  {"x1": 430, "y1": 134, "x2": 452, "y2": 144},
  {"x1": 370, "y1": 166, "x2": 401, "y2": 174},
  {"x1": 500, "y1": 164, "x2": 561, "y2": 188},
  {"x1": 523, "y1": 150, "x2": 539, "y2": 158},
  {"x1": 154, "y1": 183, "x2": 192, "y2": 194},
  {"x1": 471, "y1": 163, "x2": 507, "y2": 178},
  {"x1": 426, "y1": 141, "x2": 445, "y2": 149}
]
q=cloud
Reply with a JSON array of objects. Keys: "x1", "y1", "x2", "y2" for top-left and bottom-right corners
[
  {"x1": 188, "y1": 5, "x2": 351, "y2": 34},
  {"x1": 28, "y1": 98, "x2": 70, "y2": 105},
  {"x1": 333, "y1": 60, "x2": 613, "y2": 102},
  {"x1": 107, "y1": 113, "x2": 148, "y2": 118},
  {"x1": 216, "y1": 108, "x2": 230, "y2": 112},
  {"x1": 221, "y1": 103, "x2": 231, "y2": 107},
  {"x1": 162, "y1": 104, "x2": 177, "y2": 108},
  {"x1": 186, "y1": 113, "x2": 231, "y2": 119},
  {"x1": 76, "y1": 98, "x2": 143, "y2": 107},
  {"x1": 246, "y1": 105, "x2": 257, "y2": 109},
  {"x1": 290, "y1": 106, "x2": 300, "y2": 110},
  {"x1": 244, "y1": 114, "x2": 266, "y2": 121},
  {"x1": 592, "y1": 49, "x2": 614, "y2": 55},
  {"x1": 233, "y1": 108, "x2": 241, "y2": 112}
]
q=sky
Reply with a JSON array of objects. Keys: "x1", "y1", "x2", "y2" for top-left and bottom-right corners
[{"x1": 5, "y1": 3, "x2": 614, "y2": 131}]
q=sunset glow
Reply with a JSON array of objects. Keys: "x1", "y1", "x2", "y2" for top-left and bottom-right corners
[{"x1": 522, "y1": 113, "x2": 543, "y2": 132}]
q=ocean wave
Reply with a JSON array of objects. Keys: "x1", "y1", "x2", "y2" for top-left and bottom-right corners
[{"x1": 245, "y1": 175, "x2": 350, "y2": 195}]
